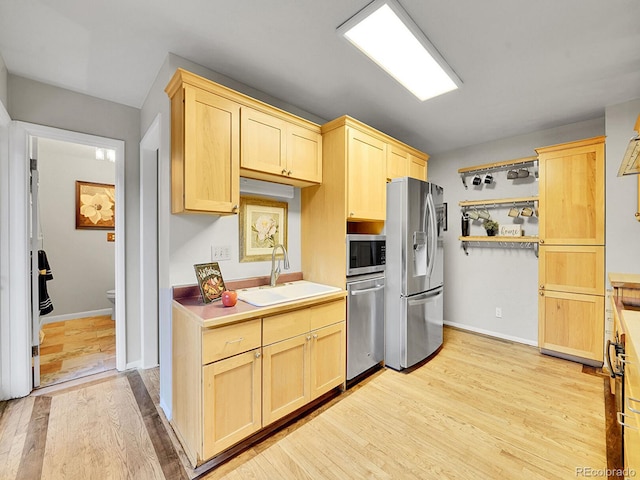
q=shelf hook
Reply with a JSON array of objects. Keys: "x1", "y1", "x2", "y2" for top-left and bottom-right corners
[{"x1": 461, "y1": 175, "x2": 468, "y2": 189}]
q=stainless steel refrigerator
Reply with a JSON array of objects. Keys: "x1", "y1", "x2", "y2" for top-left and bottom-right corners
[{"x1": 385, "y1": 177, "x2": 444, "y2": 370}]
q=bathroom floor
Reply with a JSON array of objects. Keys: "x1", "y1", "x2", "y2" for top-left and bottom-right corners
[{"x1": 38, "y1": 315, "x2": 116, "y2": 387}]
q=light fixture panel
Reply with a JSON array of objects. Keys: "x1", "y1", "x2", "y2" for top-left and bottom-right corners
[{"x1": 338, "y1": 0, "x2": 461, "y2": 101}]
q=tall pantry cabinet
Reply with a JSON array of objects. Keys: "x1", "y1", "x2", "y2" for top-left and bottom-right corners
[{"x1": 536, "y1": 136, "x2": 606, "y2": 365}]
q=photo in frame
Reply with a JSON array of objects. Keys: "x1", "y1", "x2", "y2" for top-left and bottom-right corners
[
  {"x1": 75, "y1": 181, "x2": 115, "y2": 230},
  {"x1": 239, "y1": 196, "x2": 288, "y2": 262}
]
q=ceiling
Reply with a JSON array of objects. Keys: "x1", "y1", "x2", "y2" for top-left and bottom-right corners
[{"x1": 1, "y1": 0, "x2": 639, "y2": 154}]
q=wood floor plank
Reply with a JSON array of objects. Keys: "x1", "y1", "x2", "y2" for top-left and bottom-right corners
[{"x1": 16, "y1": 396, "x2": 51, "y2": 480}]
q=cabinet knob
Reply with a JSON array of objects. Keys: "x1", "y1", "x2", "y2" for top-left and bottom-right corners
[
  {"x1": 539, "y1": 291, "x2": 544, "y2": 296},
  {"x1": 288, "y1": 170, "x2": 292, "y2": 176},
  {"x1": 232, "y1": 204, "x2": 238, "y2": 211},
  {"x1": 539, "y1": 239, "x2": 545, "y2": 244},
  {"x1": 306, "y1": 335, "x2": 311, "y2": 341},
  {"x1": 539, "y1": 285, "x2": 544, "y2": 290},
  {"x1": 255, "y1": 351, "x2": 261, "y2": 359},
  {"x1": 636, "y1": 212, "x2": 640, "y2": 218},
  {"x1": 281, "y1": 169, "x2": 287, "y2": 174},
  {"x1": 313, "y1": 333, "x2": 318, "y2": 339},
  {"x1": 349, "y1": 212, "x2": 354, "y2": 217}
]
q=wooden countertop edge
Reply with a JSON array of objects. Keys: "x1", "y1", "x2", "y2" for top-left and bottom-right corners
[
  {"x1": 620, "y1": 308, "x2": 640, "y2": 351},
  {"x1": 173, "y1": 290, "x2": 347, "y2": 329},
  {"x1": 608, "y1": 272, "x2": 640, "y2": 289}
]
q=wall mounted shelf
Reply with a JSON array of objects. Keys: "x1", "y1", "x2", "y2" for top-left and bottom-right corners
[
  {"x1": 459, "y1": 196, "x2": 538, "y2": 208},
  {"x1": 458, "y1": 156, "x2": 538, "y2": 189},
  {"x1": 458, "y1": 235, "x2": 539, "y2": 256}
]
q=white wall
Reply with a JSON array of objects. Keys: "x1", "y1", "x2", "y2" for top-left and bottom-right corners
[
  {"x1": 0, "y1": 53, "x2": 7, "y2": 110},
  {"x1": 428, "y1": 118, "x2": 605, "y2": 344},
  {"x1": 7, "y1": 75, "x2": 142, "y2": 364},
  {"x1": 605, "y1": 98, "x2": 640, "y2": 278},
  {"x1": 140, "y1": 53, "x2": 325, "y2": 417},
  {"x1": 38, "y1": 138, "x2": 115, "y2": 317}
]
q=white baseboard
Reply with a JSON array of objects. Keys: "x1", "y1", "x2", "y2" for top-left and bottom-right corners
[
  {"x1": 160, "y1": 398, "x2": 172, "y2": 421},
  {"x1": 126, "y1": 360, "x2": 142, "y2": 370},
  {"x1": 40, "y1": 308, "x2": 113, "y2": 325},
  {"x1": 444, "y1": 320, "x2": 537, "y2": 347}
]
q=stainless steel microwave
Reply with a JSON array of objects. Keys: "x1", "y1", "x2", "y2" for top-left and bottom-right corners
[{"x1": 346, "y1": 234, "x2": 385, "y2": 276}]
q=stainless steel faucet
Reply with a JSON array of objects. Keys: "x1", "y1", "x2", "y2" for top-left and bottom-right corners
[{"x1": 269, "y1": 244, "x2": 290, "y2": 287}]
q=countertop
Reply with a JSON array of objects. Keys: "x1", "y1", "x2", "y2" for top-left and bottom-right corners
[
  {"x1": 609, "y1": 272, "x2": 640, "y2": 289},
  {"x1": 172, "y1": 273, "x2": 347, "y2": 329}
]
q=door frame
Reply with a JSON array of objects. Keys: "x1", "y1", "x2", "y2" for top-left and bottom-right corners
[
  {"x1": 139, "y1": 114, "x2": 161, "y2": 368},
  {"x1": 7, "y1": 121, "x2": 126, "y2": 396}
]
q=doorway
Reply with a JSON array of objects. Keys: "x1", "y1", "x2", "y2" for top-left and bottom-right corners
[
  {"x1": 5, "y1": 122, "x2": 126, "y2": 393},
  {"x1": 34, "y1": 137, "x2": 118, "y2": 387}
]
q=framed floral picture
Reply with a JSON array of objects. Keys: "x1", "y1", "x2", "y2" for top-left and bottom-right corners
[
  {"x1": 75, "y1": 180, "x2": 115, "y2": 230},
  {"x1": 239, "y1": 196, "x2": 288, "y2": 262}
]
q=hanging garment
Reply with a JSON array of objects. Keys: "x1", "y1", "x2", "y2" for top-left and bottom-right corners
[{"x1": 38, "y1": 250, "x2": 54, "y2": 315}]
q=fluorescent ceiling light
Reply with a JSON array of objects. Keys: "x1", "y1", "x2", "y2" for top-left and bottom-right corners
[{"x1": 338, "y1": 0, "x2": 461, "y2": 101}]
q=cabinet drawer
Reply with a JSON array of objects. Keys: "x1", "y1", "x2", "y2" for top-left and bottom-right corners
[
  {"x1": 202, "y1": 319, "x2": 261, "y2": 365},
  {"x1": 263, "y1": 309, "x2": 310, "y2": 345},
  {"x1": 309, "y1": 299, "x2": 346, "y2": 331},
  {"x1": 539, "y1": 245, "x2": 604, "y2": 295}
]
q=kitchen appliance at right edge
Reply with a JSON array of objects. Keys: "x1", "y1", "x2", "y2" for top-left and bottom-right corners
[{"x1": 385, "y1": 177, "x2": 444, "y2": 370}]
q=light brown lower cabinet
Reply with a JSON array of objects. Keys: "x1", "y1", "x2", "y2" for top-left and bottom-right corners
[
  {"x1": 172, "y1": 297, "x2": 345, "y2": 467},
  {"x1": 538, "y1": 290, "x2": 604, "y2": 362},
  {"x1": 202, "y1": 348, "x2": 262, "y2": 459},
  {"x1": 623, "y1": 319, "x2": 639, "y2": 473}
]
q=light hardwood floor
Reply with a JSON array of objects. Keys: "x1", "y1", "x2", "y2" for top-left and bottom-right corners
[
  {"x1": 0, "y1": 328, "x2": 608, "y2": 480},
  {"x1": 39, "y1": 315, "x2": 116, "y2": 386}
]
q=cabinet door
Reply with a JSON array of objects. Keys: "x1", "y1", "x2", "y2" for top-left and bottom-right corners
[
  {"x1": 386, "y1": 145, "x2": 409, "y2": 181},
  {"x1": 538, "y1": 245, "x2": 604, "y2": 296},
  {"x1": 538, "y1": 290, "x2": 604, "y2": 362},
  {"x1": 537, "y1": 137, "x2": 605, "y2": 245},
  {"x1": 241, "y1": 107, "x2": 286, "y2": 176},
  {"x1": 287, "y1": 124, "x2": 322, "y2": 183},
  {"x1": 409, "y1": 155, "x2": 427, "y2": 181},
  {"x1": 347, "y1": 128, "x2": 387, "y2": 220},
  {"x1": 310, "y1": 322, "x2": 345, "y2": 400},
  {"x1": 202, "y1": 349, "x2": 262, "y2": 459},
  {"x1": 262, "y1": 334, "x2": 310, "y2": 425},
  {"x1": 183, "y1": 85, "x2": 240, "y2": 213}
]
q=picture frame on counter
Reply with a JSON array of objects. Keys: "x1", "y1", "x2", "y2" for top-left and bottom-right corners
[
  {"x1": 194, "y1": 262, "x2": 226, "y2": 303},
  {"x1": 239, "y1": 195, "x2": 288, "y2": 262}
]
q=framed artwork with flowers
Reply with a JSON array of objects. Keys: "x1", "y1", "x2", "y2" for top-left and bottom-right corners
[
  {"x1": 239, "y1": 195, "x2": 288, "y2": 262},
  {"x1": 75, "y1": 180, "x2": 115, "y2": 230}
]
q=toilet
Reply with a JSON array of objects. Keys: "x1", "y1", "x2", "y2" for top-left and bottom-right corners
[{"x1": 106, "y1": 289, "x2": 116, "y2": 320}]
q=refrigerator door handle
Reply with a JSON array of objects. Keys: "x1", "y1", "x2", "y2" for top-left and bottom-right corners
[
  {"x1": 407, "y1": 288, "x2": 443, "y2": 306},
  {"x1": 426, "y1": 192, "x2": 438, "y2": 279}
]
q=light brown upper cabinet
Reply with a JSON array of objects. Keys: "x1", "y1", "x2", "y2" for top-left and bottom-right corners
[
  {"x1": 166, "y1": 69, "x2": 323, "y2": 215},
  {"x1": 347, "y1": 127, "x2": 387, "y2": 221},
  {"x1": 536, "y1": 136, "x2": 605, "y2": 245},
  {"x1": 167, "y1": 81, "x2": 240, "y2": 215},
  {"x1": 387, "y1": 143, "x2": 428, "y2": 182},
  {"x1": 240, "y1": 107, "x2": 322, "y2": 185}
]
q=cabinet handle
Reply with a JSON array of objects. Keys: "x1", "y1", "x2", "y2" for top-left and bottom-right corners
[
  {"x1": 226, "y1": 337, "x2": 244, "y2": 344},
  {"x1": 539, "y1": 239, "x2": 545, "y2": 244},
  {"x1": 628, "y1": 397, "x2": 640, "y2": 414},
  {"x1": 313, "y1": 333, "x2": 318, "y2": 339},
  {"x1": 617, "y1": 411, "x2": 639, "y2": 430},
  {"x1": 306, "y1": 335, "x2": 311, "y2": 341},
  {"x1": 281, "y1": 169, "x2": 287, "y2": 174},
  {"x1": 288, "y1": 170, "x2": 292, "y2": 175},
  {"x1": 539, "y1": 291, "x2": 544, "y2": 296},
  {"x1": 349, "y1": 212, "x2": 355, "y2": 217},
  {"x1": 255, "y1": 351, "x2": 261, "y2": 359},
  {"x1": 635, "y1": 212, "x2": 640, "y2": 218},
  {"x1": 232, "y1": 204, "x2": 238, "y2": 211},
  {"x1": 539, "y1": 285, "x2": 544, "y2": 290}
]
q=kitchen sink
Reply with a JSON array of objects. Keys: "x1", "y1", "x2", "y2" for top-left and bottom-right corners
[{"x1": 237, "y1": 280, "x2": 341, "y2": 307}]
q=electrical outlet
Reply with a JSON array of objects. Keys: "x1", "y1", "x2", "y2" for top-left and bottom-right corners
[
  {"x1": 495, "y1": 307, "x2": 502, "y2": 318},
  {"x1": 211, "y1": 245, "x2": 231, "y2": 261}
]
